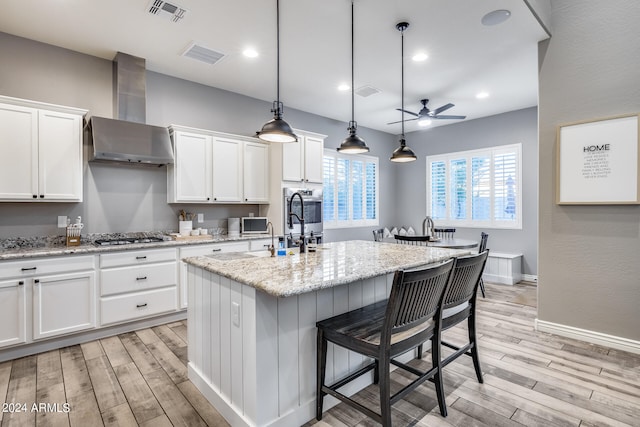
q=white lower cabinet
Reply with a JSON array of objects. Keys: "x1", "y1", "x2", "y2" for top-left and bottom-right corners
[
  {"x1": 33, "y1": 271, "x2": 96, "y2": 340},
  {"x1": 0, "y1": 255, "x2": 96, "y2": 347},
  {"x1": 99, "y1": 248, "x2": 178, "y2": 326},
  {"x1": 101, "y1": 287, "x2": 177, "y2": 326},
  {"x1": 0, "y1": 279, "x2": 26, "y2": 348},
  {"x1": 178, "y1": 241, "x2": 250, "y2": 309}
]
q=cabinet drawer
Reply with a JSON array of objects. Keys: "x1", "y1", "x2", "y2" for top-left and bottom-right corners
[
  {"x1": 101, "y1": 287, "x2": 177, "y2": 326},
  {"x1": 100, "y1": 262, "x2": 177, "y2": 296},
  {"x1": 0, "y1": 255, "x2": 95, "y2": 280},
  {"x1": 179, "y1": 241, "x2": 249, "y2": 258},
  {"x1": 100, "y1": 248, "x2": 177, "y2": 268}
]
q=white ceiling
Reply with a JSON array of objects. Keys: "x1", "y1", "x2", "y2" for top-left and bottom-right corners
[{"x1": 0, "y1": 0, "x2": 548, "y2": 135}]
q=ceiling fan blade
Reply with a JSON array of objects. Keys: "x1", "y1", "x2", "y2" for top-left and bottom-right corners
[
  {"x1": 395, "y1": 108, "x2": 419, "y2": 117},
  {"x1": 387, "y1": 118, "x2": 419, "y2": 125},
  {"x1": 430, "y1": 103, "x2": 455, "y2": 116},
  {"x1": 432, "y1": 115, "x2": 466, "y2": 120}
]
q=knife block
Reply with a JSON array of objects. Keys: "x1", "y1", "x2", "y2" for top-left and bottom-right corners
[{"x1": 66, "y1": 226, "x2": 81, "y2": 246}]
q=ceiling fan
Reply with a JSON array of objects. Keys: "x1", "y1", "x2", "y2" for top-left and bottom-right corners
[{"x1": 387, "y1": 98, "x2": 466, "y2": 125}]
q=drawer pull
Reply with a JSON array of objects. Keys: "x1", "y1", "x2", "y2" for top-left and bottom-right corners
[
  {"x1": 136, "y1": 303, "x2": 148, "y2": 308},
  {"x1": 18, "y1": 281, "x2": 24, "y2": 286},
  {"x1": 34, "y1": 279, "x2": 40, "y2": 284},
  {"x1": 135, "y1": 256, "x2": 147, "y2": 260},
  {"x1": 21, "y1": 267, "x2": 37, "y2": 271},
  {"x1": 136, "y1": 276, "x2": 148, "y2": 281},
  {"x1": 212, "y1": 248, "x2": 222, "y2": 252}
]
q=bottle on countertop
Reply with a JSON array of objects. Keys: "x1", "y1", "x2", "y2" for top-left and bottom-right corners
[
  {"x1": 277, "y1": 237, "x2": 286, "y2": 256},
  {"x1": 307, "y1": 231, "x2": 317, "y2": 252}
]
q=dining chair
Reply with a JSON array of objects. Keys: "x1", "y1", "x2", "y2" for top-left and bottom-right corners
[
  {"x1": 316, "y1": 258, "x2": 456, "y2": 425},
  {"x1": 372, "y1": 228, "x2": 385, "y2": 242},
  {"x1": 394, "y1": 234, "x2": 430, "y2": 246},
  {"x1": 434, "y1": 228, "x2": 456, "y2": 239},
  {"x1": 478, "y1": 232, "x2": 489, "y2": 297},
  {"x1": 417, "y1": 250, "x2": 489, "y2": 386}
]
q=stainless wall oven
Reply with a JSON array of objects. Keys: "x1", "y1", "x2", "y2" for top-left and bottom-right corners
[{"x1": 284, "y1": 187, "x2": 323, "y2": 247}]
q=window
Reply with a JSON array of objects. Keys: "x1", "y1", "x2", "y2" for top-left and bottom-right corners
[
  {"x1": 323, "y1": 150, "x2": 379, "y2": 228},
  {"x1": 427, "y1": 143, "x2": 522, "y2": 229}
]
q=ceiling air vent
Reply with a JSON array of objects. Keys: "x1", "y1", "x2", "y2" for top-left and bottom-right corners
[
  {"x1": 147, "y1": 0, "x2": 187, "y2": 23},
  {"x1": 181, "y1": 42, "x2": 226, "y2": 65},
  {"x1": 356, "y1": 85, "x2": 381, "y2": 98}
]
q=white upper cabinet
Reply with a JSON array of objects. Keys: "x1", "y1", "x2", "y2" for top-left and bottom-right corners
[
  {"x1": 172, "y1": 130, "x2": 211, "y2": 202},
  {"x1": 168, "y1": 125, "x2": 269, "y2": 204},
  {"x1": 243, "y1": 141, "x2": 270, "y2": 203},
  {"x1": 0, "y1": 96, "x2": 85, "y2": 202},
  {"x1": 282, "y1": 131, "x2": 325, "y2": 184},
  {"x1": 212, "y1": 137, "x2": 243, "y2": 202}
]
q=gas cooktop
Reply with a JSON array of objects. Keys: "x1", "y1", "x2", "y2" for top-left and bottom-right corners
[{"x1": 93, "y1": 237, "x2": 164, "y2": 246}]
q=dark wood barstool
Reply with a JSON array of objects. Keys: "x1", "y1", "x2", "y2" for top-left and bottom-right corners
[
  {"x1": 316, "y1": 258, "x2": 456, "y2": 426},
  {"x1": 418, "y1": 250, "x2": 489, "y2": 387}
]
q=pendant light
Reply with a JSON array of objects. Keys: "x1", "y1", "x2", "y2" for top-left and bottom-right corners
[
  {"x1": 390, "y1": 22, "x2": 417, "y2": 163},
  {"x1": 337, "y1": 0, "x2": 369, "y2": 154},
  {"x1": 257, "y1": 0, "x2": 297, "y2": 143}
]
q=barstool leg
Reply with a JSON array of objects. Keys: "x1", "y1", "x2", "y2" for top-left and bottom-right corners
[
  {"x1": 378, "y1": 355, "x2": 392, "y2": 426},
  {"x1": 468, "y1": 313, "x2": 483, "y2": 383},
  {"x1": 431, "y1": 332, "x2": 448, "y2": 417},
  {"x1": 316, "y1": 329, "x2": 328, "y2": 420},
  {"x1": 479, "y1": 278, "x2": 486, "y2": 298}
]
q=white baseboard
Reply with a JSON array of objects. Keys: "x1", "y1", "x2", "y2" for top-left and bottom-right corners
[
  {"x1": 535, "y1": 319, "x2": 640, "y2": 355},
  {"x1": 522, "y1": 274, "x2": 538, "y2": 283}
]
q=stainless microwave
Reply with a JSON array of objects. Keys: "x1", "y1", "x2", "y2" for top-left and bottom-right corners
[{"x1": 241, "y1": 217, "x2": 269, "y2": 234}]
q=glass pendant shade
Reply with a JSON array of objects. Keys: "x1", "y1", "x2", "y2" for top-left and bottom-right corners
[
  {"x1": 390, "y1": 138, "x2": 417, "y2": 162},
  {"x1": 338, "y1": 121, "x2": 369, "y2": 153}
]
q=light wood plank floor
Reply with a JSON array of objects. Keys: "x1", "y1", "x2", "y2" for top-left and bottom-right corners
[{"x1": 1, "y1": 282, "x2": 639, "y2": 426}]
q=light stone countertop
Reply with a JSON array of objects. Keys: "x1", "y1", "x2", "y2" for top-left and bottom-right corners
[
  {"x1": 0, "y1": 233, "x2": 275, "y2": 261},
  {"x1": 183, "y1": 240, "x2": 472, "y2": 297}
]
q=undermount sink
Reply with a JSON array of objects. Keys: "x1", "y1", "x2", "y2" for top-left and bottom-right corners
[{"x1": 205, "y1": 251, "x2": 272, "y2": 261}]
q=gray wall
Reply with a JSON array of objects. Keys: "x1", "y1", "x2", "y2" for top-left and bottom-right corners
[
  {"x1": 538, "y1": 2, "x2": 640, "y2": 340},
  {"x1": 0, "y1": 32, "x2": 396, "y2": 240},
  {"x1": 395, "y1": 107, "x2": 539, "y2": 275}
]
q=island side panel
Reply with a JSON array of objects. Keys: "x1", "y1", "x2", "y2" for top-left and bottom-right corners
[{"x1": 255, "y1": 290, "x2": 278, "y2": 424}]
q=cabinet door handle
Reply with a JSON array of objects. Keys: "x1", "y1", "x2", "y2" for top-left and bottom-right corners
[
  {"x1": 32, "y1": 195, "x2": 37, "y2": 199},
  {"x1": 39, "y1": 194, "x2": 44, "y2": 198},
  {"x1": 135, "y1": 256, "x2": 147, "y2": 260},
  {"x1": 211, "y1": 248, "x2": 222, "y2": 252},
  {"x1": 136, "y1": 303, "x2": 148, "y2": 308},
  {"x1": 214, "y1": 197, "x2": 217, "y2": 201},
  {"x1": 207, "y1": 197, "x2": 210, "y2": 201},
  {"x1": 136, "y1": 276, "x2": 147, "y2": 281},
  {"x1": 21, "y1": 267, "x2": 37, "y2": 271},
  {"x1": 34, "y1": 279, "x2": 40, "y2": 284},
  {"x1": 18, "y1": 281, "x2": 24, "y2": 286}
]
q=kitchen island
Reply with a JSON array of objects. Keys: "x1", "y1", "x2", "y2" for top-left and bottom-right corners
[{"x1": 184, "y1": 240, "x2": 471, "y2": 427}]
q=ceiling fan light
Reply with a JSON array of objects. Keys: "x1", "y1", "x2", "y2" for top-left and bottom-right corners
[
  {"x1": 418, "y1": 118, "x2": 432, "y2": 126},
  {"x1": 390, "y1": 139, "x2": 416, "y2": 162}
]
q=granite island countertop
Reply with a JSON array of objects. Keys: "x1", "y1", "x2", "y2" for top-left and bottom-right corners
[
  {"x1": 183, "y1": 240, "x2": 472, "y2": 297},
  {"x1": 0, "y1": 233, "x2": 276, "y2": 261}
]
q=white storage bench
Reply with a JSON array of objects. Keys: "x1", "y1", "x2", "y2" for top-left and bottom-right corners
[{"x1": 483, "y1": 252, "x2": 523, "y2": 285}]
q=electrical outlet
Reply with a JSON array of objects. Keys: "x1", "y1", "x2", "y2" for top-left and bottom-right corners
[
  {"x1": 249, "y1": 212, "x2": 254, "y2": 217},
  {"x1": 232, "y1": 302, "x2": 240, "y2": 327},
  {"x1": 197, "y1": 213, "x2": 204, "y2": 223},
  {"x1": 57, "y1": 216, "x2": 68, "y2": 228}
]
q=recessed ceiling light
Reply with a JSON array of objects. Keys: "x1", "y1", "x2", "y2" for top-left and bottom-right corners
[
  {"x1": 481, "y1": 9, "x2": 511, "y2": 26},
  {"x1": 338, "y1": 83, "x2": 350, "y2": 91},
  {"x1": 418, "y1": 118, "x2": 432, "y2": 126},
  {"x1": 242, "y1": 48, "x2": 258, "y2": 58},
  {"x1": 412, "y1": 52, "x2": 428, "y2": 62},
  {"x1": 476, "y1": 91, "x2": 490, "y2": 99}
]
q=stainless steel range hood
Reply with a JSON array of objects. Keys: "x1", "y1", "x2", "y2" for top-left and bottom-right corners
[{"x1": 87, "y1": 52, "x2": 173, "y2": 166}]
